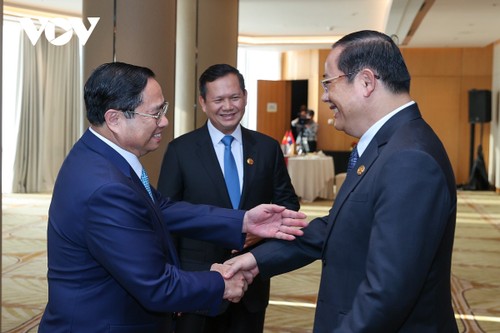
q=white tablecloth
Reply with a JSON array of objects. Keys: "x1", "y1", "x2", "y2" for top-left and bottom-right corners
[{"x1": 287, "y1": 155, "x2": 335, "y2": 202}]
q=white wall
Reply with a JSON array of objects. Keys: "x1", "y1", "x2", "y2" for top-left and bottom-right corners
[
  {"x1": 489, "y1": 42, "x2": 500, "y2": 190},
  {"x1": 237, "y1": 48, "x2": 281, "y2": 130},
  {"x1": 2, "y1": 19, "x2": 21, "y2": 193}
]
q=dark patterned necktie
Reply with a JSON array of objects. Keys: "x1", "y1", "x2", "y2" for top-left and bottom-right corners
[
  {"x1": 221, "y1": 135, "x2": 240, "y2": 209},
  {"x1": 347, "y1": 146, "x2": 359, "y2": 172}
]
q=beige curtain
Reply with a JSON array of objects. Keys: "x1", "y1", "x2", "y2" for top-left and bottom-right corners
[{"x1": 12, "y1": 33, "x2": 83, "y2": 193}]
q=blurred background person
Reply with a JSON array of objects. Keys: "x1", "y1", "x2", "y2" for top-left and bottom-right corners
[{"x1": 291, "y1": 108, "x2": 318, "y2": 153}]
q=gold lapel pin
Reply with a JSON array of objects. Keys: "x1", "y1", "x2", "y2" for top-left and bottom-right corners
[
  {"x1": 357, "y1": 165, "x2": 365, "y2": 175},
  {"x1": 247, "y1": 158, "x2": 254, "y2": 165}
]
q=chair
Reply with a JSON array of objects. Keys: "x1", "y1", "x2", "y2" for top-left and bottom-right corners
[{"x1": 334, "y1": 172, "x2": 346, "y2": 199}]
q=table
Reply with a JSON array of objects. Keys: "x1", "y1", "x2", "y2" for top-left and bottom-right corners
[{"x1": 286, "y1": 155, "x2": 335, "y2": 202}]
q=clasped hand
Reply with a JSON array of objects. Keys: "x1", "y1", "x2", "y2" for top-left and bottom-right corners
[
  {"x1": 211, "y1": 263, "x2": 253, "y2": 303},
  {"x1": 210, "y1": 253, "x2": 260, "y2": 303}
]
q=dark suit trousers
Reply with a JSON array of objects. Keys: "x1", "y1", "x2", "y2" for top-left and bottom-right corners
[{"x1": 174, "y1": 302, "x2": 265, "y2": 333}]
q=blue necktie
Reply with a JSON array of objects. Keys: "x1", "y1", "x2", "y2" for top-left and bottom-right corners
[
  {"x1": 221, "y1": 135, "x2": 240, "y2": 209},
  {"x1": 347, "y1": 146, "x2": 359, "y2": 172},
  {"x1": 141, "y1": 168, "x2": 154, "y2": 200}
]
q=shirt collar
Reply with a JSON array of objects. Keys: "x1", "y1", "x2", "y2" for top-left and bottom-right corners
[
  {"x1": 357, "y1": 101, "x2": 415, "y2": 156},
  {"x1": 207, "y1": 120, "x2": 242, "y2": 146},
  {"x1": 89, "y1": 127, "x2": 143, "y2": 178}
]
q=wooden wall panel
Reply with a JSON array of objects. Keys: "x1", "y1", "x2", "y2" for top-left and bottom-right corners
[
  {"x1": 410, "y1": 77, "x2": 462, "y2": 179},
  {"x1": 462, "y1": 46, "x2": 493, "y2": 76},
  {"x1": 256, "y1": 80, "x2": 291, "y2": 142},
  {"x1": 401, "y1": 48, "x2": 462, "y2": 76}
]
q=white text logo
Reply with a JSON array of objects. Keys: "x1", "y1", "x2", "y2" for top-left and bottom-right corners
[{"x1": 20, "y1": 17, "x2": 100, "y2": 46}]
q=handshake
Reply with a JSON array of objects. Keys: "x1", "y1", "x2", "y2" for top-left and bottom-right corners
[
  {"x1": 211, "y1": 252, "x2": 259, "y2": 303},
  {"x1": 211, "y1": 204, "x2": 307, "y2": 303}
]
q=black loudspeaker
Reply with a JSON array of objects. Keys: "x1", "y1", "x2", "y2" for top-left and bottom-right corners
[{"x1": 469, "y1": 90, "x2": 492, "y2": 123}]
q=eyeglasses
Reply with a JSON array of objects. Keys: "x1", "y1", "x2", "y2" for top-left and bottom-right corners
[
  {"x1": 321, "y1": 73, "x2": 352, "y2": 92},
  {"x1": 128, "y1": 101, "x2": 169, "y2": 125}
]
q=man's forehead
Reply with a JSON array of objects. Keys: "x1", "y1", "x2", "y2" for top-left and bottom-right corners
[
  {"x1": 140, "y1": 78, "x2": 164, "y2": 103},
  {"x1": 324, "y1": 51, "x2": 339, "y2": 75},
  {"x1": 207, "y1": 73, "x2": 238, "y2": 85}
]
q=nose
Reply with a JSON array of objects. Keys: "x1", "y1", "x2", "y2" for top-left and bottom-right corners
[
  {"x1": 158, "y1": 114, "x2": 169, "y2": 128},
  {"x1": 222, "y1": 99, "x2": 233, "y2": 110},
  {"x1": 321, "y1": 90, "x2": 329, "y2": 103}
]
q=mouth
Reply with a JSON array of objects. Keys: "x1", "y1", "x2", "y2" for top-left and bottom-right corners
[
  {"x1": 220, "y1": 111, "x2": 238, "y2": 120},
  {"x1": 330, "y1": 104, "x2": 339, "y2": 116},
  {"x1": 153, "y1": 132, "x2": 161, "y2": 140}
]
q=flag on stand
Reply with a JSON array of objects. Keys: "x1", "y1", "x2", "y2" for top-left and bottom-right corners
[{"x1": 281, "y1": 130, "x2": 295, "y2": 156}]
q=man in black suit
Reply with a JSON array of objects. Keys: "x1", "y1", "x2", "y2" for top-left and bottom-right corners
[
  {"x1": 225, "y1": 30, "x2": 458, "y2": 333},
  {"x1": 157, "y1": 64, "x2": 300, "y2": 333}
]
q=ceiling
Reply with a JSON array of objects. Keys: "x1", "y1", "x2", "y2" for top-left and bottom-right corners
[{"x1": 4, "y1": 0, "x2": 500, "y2": 50}]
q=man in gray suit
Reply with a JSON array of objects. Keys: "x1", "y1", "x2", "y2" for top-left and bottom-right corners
[{"x1": 157, "y1": 64, "x2": 299, "y2": 333}]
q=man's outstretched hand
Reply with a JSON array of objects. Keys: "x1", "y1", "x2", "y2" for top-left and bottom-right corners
[{"x1": 243, "y1": 204, "x2": 307, "y2": 241}]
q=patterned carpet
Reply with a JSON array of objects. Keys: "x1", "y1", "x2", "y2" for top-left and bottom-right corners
[{"x1": 2, "y1": 191, "x2": 500, "y2": 332}]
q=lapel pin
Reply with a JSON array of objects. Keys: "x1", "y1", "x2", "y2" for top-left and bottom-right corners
[
  {"x1": 247, "y1": 158, "x2": 254, "y2": 165},
  {"x1": 357, "y1": 165, "x2": 365, "y2": 175}
]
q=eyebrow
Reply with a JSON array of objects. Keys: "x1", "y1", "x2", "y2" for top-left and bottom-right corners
[
  {"x1": 211, "y1": 93, "x2": 241, "y2": 100},
  {"x1": 155, "y1": 101, "x2": 166, "y2": 110}
]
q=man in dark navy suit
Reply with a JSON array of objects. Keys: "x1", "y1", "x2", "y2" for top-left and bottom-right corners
[
  {"x1": 38, "y1": 62, "x2": 307, "y2": 333},
  {"x1": 226, "y1": 30, "x2": 459, "y2": 333},
  {"x1": 158, "y1": 64, "x2": 299, "y2": 333}
]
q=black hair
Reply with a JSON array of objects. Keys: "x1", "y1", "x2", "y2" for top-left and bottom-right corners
[
  {"x1": 199, "y1": 64, "x2": 245, "y2": 100},
  {"x1": 84, "y1": 62, "x2": 155, "y2": 125},
  {"x1": 333, "y1": 30, "x2": 411, "y2": 94}
]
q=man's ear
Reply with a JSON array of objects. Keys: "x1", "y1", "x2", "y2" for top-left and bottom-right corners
[
  {"x1": 359, "y1": 69, "x2": 377, "y2": 96},
  {"x1": 242, "y1": 89, "x2": 248, "y2": 106},
  {"x1": 198, "y1": 95, "x2": 207, "y2": 113},
  {"x1": 104, "y1": 109, "x2": 121, "y2": 130}
]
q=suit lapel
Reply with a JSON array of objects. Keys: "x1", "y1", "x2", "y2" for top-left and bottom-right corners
[
  {"x1": 130, "y1": 169, "x2": 180, "y2": 266},
  {"x1": 195, "y1": 125, "x2": 234, "y2": 207},
  {"x1": 322, "y1": 104, "x2": 423, "y2": 250},
  {"x1": 192, "y1": 125, "x2": 260, "y2": 210},
  {"x1": 240, "y1": 127, "x2": 257, "y2": 208},
  {"x1": 323, "y1": 140, "x2": 380, "y2": 242},
  {"x1": 82, "y1": 129, "x2": 180, "y2": 266},
  {"x1": 83, "y1": 130, "x2": 159, "y2": 205}
]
